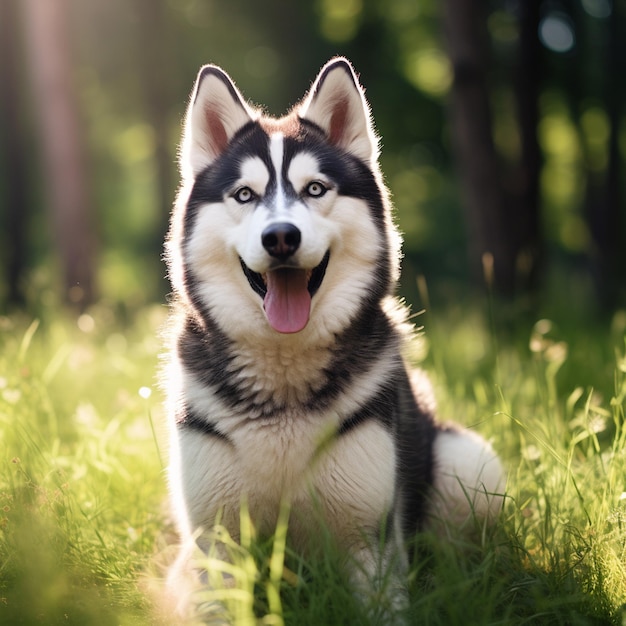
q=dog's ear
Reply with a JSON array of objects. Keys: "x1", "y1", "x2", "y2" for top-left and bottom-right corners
[
  {"x1": 299, "y1": 58, "x2": 378, "y2": 164},
  {"x1": 180, "y1": 65, "x2": 255, "y2": 177}
]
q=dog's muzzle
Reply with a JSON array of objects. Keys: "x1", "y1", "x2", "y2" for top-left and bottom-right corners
[{"x1": 240, "y1": 250, "x2": 330, "y2": 334}]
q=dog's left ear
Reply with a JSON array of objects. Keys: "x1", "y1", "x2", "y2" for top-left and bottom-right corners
[{"x1": 299, "y1": 58, "x2": 378, "y2": 164}]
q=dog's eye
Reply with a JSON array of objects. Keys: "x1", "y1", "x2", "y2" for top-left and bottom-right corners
[
  {"x1": 305, "y1": 181, "x2": 327, "y2": 198},
  {"x1": 233, "y1": 187, "x2": 256, "y2": 204}
]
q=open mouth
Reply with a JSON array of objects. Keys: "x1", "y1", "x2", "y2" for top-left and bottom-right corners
[{"x1": 240, "y1": 251, "x2": 330, "y2": 334}]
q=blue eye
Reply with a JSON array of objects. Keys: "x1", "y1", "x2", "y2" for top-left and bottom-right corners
[
  {"x1": 234, "y1": 187, "x2": 256, "y2": 204},
  {"x1": 306, "y1": 181, "x2": 327, "y2": 198}
]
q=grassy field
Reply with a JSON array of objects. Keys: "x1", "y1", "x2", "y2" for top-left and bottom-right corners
[{"x1": 1, "y1": 300, "x2": 625, "y2": 625}]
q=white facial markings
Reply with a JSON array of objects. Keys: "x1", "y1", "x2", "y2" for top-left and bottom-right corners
[
  {"x1": 287, "y1": 152, "x2": 325, "y2": 195},
  {"x1": 236, "y1": 156, "x2": 270, "y2": 199},
  {"x1": 233, "y1": 135, "x2": 282, "y2": 272},
  {"x1": 233, "y1": 134, "x2": 335, "y2": 278},
  {"x1": 269, "y1": 133, "x2": 286, "y2": 215}
]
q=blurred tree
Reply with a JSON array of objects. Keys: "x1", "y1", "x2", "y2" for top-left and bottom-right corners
[
  {"x1": 0, "y1": 0, "x2": 29, "y2": 306},
  {"x1": 442, "y1": 0, "x2": 542, "y2": 297},
  {"x1": 1, "y1": 0, "x2": 623, "y2": 313},
  {"x1": 584, "y1": 1, "x2": 624, "y2": 308},
  {"x1": 20, "y1": 0, "x2": 97, "y2": 309},
  {"x1": 134, "y1": 0, "x2": 177, "y2": 247},
  {"x1": 442, "y1": 0, "x2": 509, "y2": 292},
  {"x1": 513, "y1": 0, "x2": 543, "y2": 295}
]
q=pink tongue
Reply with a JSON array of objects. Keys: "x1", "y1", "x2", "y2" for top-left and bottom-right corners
[{"x1": 263, "y1": 268, "x2": 311, "y2": 333}]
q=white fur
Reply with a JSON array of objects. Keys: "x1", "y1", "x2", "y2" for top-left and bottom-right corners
[
  {"x1": 269, "y1": 133, "x2": 286, "y2": 211},
  {"x1": 430, "y1": 429, "x2": 505, "y2": 532},
  {"x1": 184, "y1": 143, "x2": 383, "y2": 346},
  {"x1": 164, "y1": 58, "x2": 505, "y2": 623},
  {"x1": 287, "y1": 152, "x2": 329, "y2": 191},
  {"x1": 169, "y1": 333, "x2": 409, "y2": 538},
  {"x1": 238, "y1": 156, "x2": 271, "y2": 195}
]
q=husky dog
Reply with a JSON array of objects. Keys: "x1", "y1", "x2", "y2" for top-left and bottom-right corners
[{"x1": 164, "y1": 57, "x2": 504, "y2": 621}]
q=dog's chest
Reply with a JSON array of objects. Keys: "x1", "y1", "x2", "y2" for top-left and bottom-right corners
[
  {"x1": 224, "y1": 341, "x2": 333, "y2": 412},
  {"x1": 232, "y1": 412, "x2": 332, "y2": 493}
]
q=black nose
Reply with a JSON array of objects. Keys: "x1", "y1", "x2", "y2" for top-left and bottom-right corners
[{"x1": 262, "y1": 222, "x2": 301, "y2": 260}]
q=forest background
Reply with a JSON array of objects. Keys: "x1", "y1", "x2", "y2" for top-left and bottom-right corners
[
  {"x1": 2, "y1": 1, "x2": 626, "y2": 624},
  {"x1": 1, "y1": 0, "x2": 625, "y2": 318}
]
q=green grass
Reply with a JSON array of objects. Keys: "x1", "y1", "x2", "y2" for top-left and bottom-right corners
[
  {"x1": 0, "y1": 307, "x2": 167, "y2": 625},
  {"x1": 1, "y1": 302, "x2": 625, "y2": 624}
]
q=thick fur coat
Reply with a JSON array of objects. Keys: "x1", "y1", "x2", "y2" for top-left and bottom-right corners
[{"x1": 163, "y1": 57, "x2": 504, "y2": 622}]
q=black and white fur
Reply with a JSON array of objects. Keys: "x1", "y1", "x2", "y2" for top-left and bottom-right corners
[{"x1": 163, "y1": 57, "x2": 504, "y2": 621}]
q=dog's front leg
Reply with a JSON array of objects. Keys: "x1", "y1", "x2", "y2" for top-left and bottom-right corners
[
  {"x1": 310, "y1": 421, "x2": 408, "y2": 623},
  {"x1": 345, "y1": 519, "x2": 409, "y2": 625},
  {"x1": 165, "y1": 530, "x2": 236, "y2": 625}
]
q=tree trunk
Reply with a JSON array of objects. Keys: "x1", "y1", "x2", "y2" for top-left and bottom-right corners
[
  {"x1": 585, "y1": 2, "x2": 624, "y2": 308},
  {"x1": 513, "y1": 0, "x2": 543, "y2": 293},
  {"x1": 134, "y1": 0, "x2": 176, "y2": 256},
  {"x1": 0, "y1": 0, "x2": 29, "y2": 306},
  {"x1": 20, "y1": 0, "x2": 97, "y2": 309},
  {"x1": 442, "y1": 0, "x2": 513, "y2": 294}
]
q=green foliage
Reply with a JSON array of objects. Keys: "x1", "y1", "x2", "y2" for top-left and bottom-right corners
[
  {"x1": 2, "y1": 0, "x2": 625, "y2": 312},
  {"x1": 0, "y1": 309, "x2": 166, "y2": 624},
  {"x1": 1, "y1": 304, "x2": 625, "y2": 624},
  {"x1": 421, "y1": 304, "x2": 626, "y2": 624}
]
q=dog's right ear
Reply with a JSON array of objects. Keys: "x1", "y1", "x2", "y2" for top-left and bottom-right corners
[{"x1": 180, "y1": 65, "x2": 255, "y2": 178}]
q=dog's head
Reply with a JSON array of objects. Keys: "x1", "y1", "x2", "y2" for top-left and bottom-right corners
[{"x1": 167, "y1": 58, "x2": 401, "y2": 340}]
